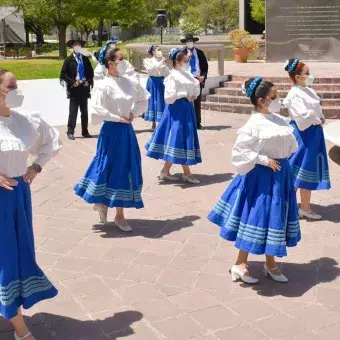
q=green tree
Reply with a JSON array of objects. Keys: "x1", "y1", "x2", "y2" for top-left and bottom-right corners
[{"x1": 250, "y1": 0, "x2": 265, "y2": 24}]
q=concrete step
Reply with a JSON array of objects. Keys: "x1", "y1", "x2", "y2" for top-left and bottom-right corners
[
  {"x1": 223, "y1": 81, "x2": 340, "y2": 92},
  {"x1": 201, "y1": 101, "x2": 340, "y2": 119},
  {"x1": 231, "y1": 76, "x2": 340, "y2": 84},
  {"x1": 213, "y1": 87, "x2": 340, "y2": 99},
  {"x1": 206, "y1": 94, "x2": 340, "y2": 106}
]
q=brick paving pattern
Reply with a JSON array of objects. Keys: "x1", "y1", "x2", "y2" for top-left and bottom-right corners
[{"x1": 1, "y1": 111, "x2": 340, "y2": 339}]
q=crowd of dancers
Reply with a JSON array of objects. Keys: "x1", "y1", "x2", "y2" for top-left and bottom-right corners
[{"x1": 0, "y1": 35, "x2": 331, "y2": 339}]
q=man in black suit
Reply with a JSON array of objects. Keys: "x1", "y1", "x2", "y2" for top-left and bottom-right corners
[
  {"x1": 181, "y1": 34, "x2": 208, "y2": 130},
  {"x1": 60, "y1": 37, "x2": 94, "y2": 140}
]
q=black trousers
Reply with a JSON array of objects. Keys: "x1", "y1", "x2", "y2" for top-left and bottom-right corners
[
  {"x1": 194, "y1": 86, "x2": 202, "y2": 128},
  {"x1": 67, "y1": 94, "x2": 89, "y2": 135}
]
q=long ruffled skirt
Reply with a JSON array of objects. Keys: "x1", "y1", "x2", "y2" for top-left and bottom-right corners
[{"x1": 143, "y1": 76, "x2": 165, "y2": 123}]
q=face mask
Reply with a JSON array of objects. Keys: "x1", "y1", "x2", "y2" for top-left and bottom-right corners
[
  {"x1": 182, "y1": 62, "x2": 190, "y2": 72},
  {"x1": 155, "y1": 51, "x2": 163, "y2": 58},
  {"x1": 266, "y1": 98, "x2": 282, "y2": 113},
  {"x1": 73, "y1": 45, "x2": 81, "y2": 54},
  {"x1": 0, "y1": 89, "x2": 24, "y2": 108},
  {"x1": 116, "y1": 60, "x2": 127, "y2": 75},
  {"x1": 305, "y1": 74, "x2": 315, "y2": 87},
  {"x1": 186, "y1": 42, "x2": 194, "y2": 49}
]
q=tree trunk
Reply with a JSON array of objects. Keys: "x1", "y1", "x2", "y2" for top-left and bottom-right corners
[
  {"x1": 58, "y1": 24, "x2": 68, "y2": 59},
  {"x1": 35, "y1": 27, "x2": 45, "y2": 45},
  {"x1": 97, "y1": 18, "x2": 104, "y2": 46},
  {"x1": 25, "y1": 29, "x2": 30, "y2": 46}
]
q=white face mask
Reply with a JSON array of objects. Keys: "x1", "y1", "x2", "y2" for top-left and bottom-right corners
[
  {"x1": 305, "y1": 74, "x2": 315, "y2": 87},
  {"x1": 266, "y1": 98, "x2": 283, "y2": 113},
  {"x1": 73, "y1": 45, "x2": 82, "y2": 54},
  {"x1": 155, "y1": 51, "x2": 163, "y2": 58},
  {"x1": 182, "y1": 62, "x2": 190, "y2": 72},
  {"x1": 116, "y1": 60, "x2": 127, "y2": 75},
  {"x1": 0, "y1": 89, "x2": 24, "y2": 108},
  {"x1": 186, "y1": 42, "x2": 194, "y2": 49}
]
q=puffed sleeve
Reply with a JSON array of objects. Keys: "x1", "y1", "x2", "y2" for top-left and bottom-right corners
[
  {"x1": 232, "y1": 132, "x2": 269, "y2": 175},
  {"x1": 285, "y1": 96, "x2": 322, "y2": 131},
  {"x1": 164, "y1": 75, "x2": 187, "y2": 104},
  {"x1": 124, "y1": 60, "x2": 135, "y2": 77},
  {"x1": 94, "y1": 64, "x2": 106, "y2": 81},
  {"x1": 91, "y1": 82, "x2": 121, "y2": 125},
  {"x1": 131, "y1": 82, "x2": 151, "y2": 117},
  {"x1": 29, "y1": 113, "x2": 63, "y2": 167},
  {"x1": 143, "y1": 58, "x2": 158, "y2": 74}
]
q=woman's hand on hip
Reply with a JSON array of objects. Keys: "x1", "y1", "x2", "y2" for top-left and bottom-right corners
[
  {"x1": 268, "y1": 159, "x2": 281, "y2": 172},
  {"x1": 119, "y1": 117, "x2": 131, "y2": 124},
  {"x1": 129, "y1": 112, "x2": 134, "y2": 123},
  {"x1": 0, "y1": 174, "x2": 18, "y2": 190},
  {"x1": 24, "y1": 166, "x2": 38, "y2": 184}
]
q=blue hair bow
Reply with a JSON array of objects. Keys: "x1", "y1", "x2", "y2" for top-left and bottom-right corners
[
  {"x1": 169, "y1": 48, "x2": 181, "y2": 61},
  {"x1": 246, "y1": 76, "x2": 262, "y2": 98},
  {"x1": 147, "y1": 45, "x2": 154, "y2": 54},
  {"x1": 288, "y1": 58, "x2": 299, "y2": 73}
]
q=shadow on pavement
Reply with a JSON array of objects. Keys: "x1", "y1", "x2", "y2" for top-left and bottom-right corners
[
  {"x1": 0, "y1": 311, "x2": 143, "y2": 340},
  {"x1": 243, "y1": 257, "x2": 339, "y2": 298},
  {"x1": 201, "y1": 125, "x2": 232, "y2": 131},
  {"x1": 92, "y1": 215, "x2": 200, "y2": 239},
  {"x1": 311, "y1": 203, "x2": 340, "y2": 223}
]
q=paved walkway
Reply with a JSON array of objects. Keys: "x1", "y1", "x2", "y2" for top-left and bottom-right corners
[{"x1": 1, "y1": 112, "x2": 340, "y2": 340}]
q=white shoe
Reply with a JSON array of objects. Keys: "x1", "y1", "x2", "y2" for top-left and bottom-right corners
[
  {"x1": 14, "y1": 332, "x2": 34, "y2": 340},
  {"x1": 230, "y1": 265, "x2": 259, "y2": 284},
  {"x1": 264, "y1": 264, "x2": 288, "y2": 283},
  {"x1": 182, "y1": 174, "x2": 200, "y2": 184},
  {"x1": 93, "y1": 204, "x2": 108, "y2": 224},
  {"x1": 298, "y1": 208, "x2": 322, "y2": 220},
  {"x1": 114, "y1": 219, "x2": 132, "y2": 232},
  {"x1": 159, "y1": 171, "x2": 179, "y2": 181}
]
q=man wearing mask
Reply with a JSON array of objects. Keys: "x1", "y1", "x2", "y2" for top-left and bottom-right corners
[
  {"x1": 181, "y1": 34, "x2": 208, "y2": 130},
  {"x1": 60, "y1": 37, "x2": 94, "y2": 140}
]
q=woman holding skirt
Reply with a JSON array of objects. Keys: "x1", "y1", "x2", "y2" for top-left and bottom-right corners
[
  {"x1": 0, "y1": 69, "x2": 62, "y2": 339},
  {"x1": 283, "y1": 58, "x2": 331, "y2": 220},
  {"x1": 143, "y1": 45, "x2": 170, "y2": 130},
  {"x1": 74, "y1": 48, "x2": 150, "y2": 232},
  {"x1": 208, "y1": 77, "x2": 300, "y2": 284},
  {"x1": 145, "y1": 48, "x2": 202, "y2": 184}
]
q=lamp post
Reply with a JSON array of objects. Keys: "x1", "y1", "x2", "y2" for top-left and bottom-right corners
[{"x1": 156, "y1": 9, "x2": 167, "y2": 44}]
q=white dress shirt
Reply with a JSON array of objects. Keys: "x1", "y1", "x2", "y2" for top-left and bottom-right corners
[
  {"x1": 232, "y1": 111, "x2": 298, "y2": 175},
  {"x1": 283, "y1": 85, "x2": 325, "y2": 131},
  {"x1": 143, "y1": 57, "x2": 170, "y2": 77},
  {"x1": 91, "y1": 75, "x2": 150, "y2": 125},
  {"x1": 0, "y1": 110, "x2": 62, "y2": 178},
  {"x1": 94, "y1": 60, "x2": 136, "y2": 81}
]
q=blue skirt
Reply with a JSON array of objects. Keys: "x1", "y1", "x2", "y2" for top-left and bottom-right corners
[
  {"x1": 145, "y1": 98, "x2": 202, "y2": 165},
  {"x1": 0, "y1": 178, "x2": 57, "y2": 320},
  {"x1": 289, "y1": 121, "x2": 331, "y2": 190},
  {"x1": 74, "y1": 122, "x2": 144, "y2": 209},
  {"x1": 208, "y1": 160, "x2": 301, "y2": 257},
  {"x1": 143, "y1": 76, "x2": 165, "y2": 123}
]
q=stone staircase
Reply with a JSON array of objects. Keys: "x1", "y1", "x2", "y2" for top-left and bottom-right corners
[{"x1": 202, "y1": 76, "x2": 340, "y2": 119}]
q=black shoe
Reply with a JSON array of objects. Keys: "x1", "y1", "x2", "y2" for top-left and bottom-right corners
[
  {"x1": 82, "y1": 132, "x2": 92, "y2": 138},
  {"x1": 67, "y1": 133, "x2": 75, "y2": 140},
  {"x1": 197, "y1": 125, "x2": 202, "y2": 130}
]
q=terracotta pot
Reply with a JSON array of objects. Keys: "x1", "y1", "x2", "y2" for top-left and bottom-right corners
[{"x1": 233, "y1": 48, "x2": 249, "y2": 63}]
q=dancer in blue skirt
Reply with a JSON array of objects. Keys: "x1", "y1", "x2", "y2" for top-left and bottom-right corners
[
  {"x1": 145, "y1": 48, "x2": 202, "y2": 184},
  {"x1": 143, "y1": 45, "x2": 170, "y2": 130},
  {"x1": 74, "y1": 48, "x2": 150, "y2": 232},
  {"x1": 0, "y1": 69, "x2": 62, "y2": 339},
  {"x1": 284, "y1": 58, "x2": 331, "y2": 220},
  {"x1": 208, "y1": 77, "x2": 300, "y2": 284}
]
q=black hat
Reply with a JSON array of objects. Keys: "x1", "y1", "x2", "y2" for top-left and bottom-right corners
[
  {"x1": 67, "y1": 37, "x2": 86, "y2": 48},
  {"x1": 180, "y1": 34, "x2": 199, "y2": 43}
]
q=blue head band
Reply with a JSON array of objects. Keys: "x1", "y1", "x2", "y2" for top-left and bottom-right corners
[
  {"x1": 246, "y1": 76, "x2": 262, "y2": 98},
  {"x1": 169, "y1": 48, "x2": 181, "y2": 61},
  {"x1": 147, "y1": 45, "x2": 154, "y2": 54},
  {"x1": 288, "y1": 58, "x2": 299, "y2": 73},
  {"x1": 111, "y1": 36, "x2": 118, "y2": 42}
]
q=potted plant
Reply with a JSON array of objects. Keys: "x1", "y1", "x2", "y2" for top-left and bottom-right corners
[{"x1": 228, "y1": 29, "x2": 259, "y2": 63}]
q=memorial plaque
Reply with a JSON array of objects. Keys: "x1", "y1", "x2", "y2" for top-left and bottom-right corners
[{"x1": 266, "y1": 0, "x2": 340, "y2": 62}]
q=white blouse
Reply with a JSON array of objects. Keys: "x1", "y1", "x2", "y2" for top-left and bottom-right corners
[
  {"x1": 143, "y1": 57, "x2": 170, "y2": 77},
  {"x1": 232, "y1": 111, "x2": 298, "y2": 175},
  {"x1": 91, "y1": 75, "x2": 150, "y2": 125},
  {"x1": 283, "y1": 85, "x2": 324, "y2": 131},
  {"x1": 164, "y1": 70, "x2": 201, "y2": 104},
  {"x1": 0, "y1": 110, "x2": 62, "y2": 178},
  {"x1": 94, "y1": 60, "x2": 136, "y2": 81}
]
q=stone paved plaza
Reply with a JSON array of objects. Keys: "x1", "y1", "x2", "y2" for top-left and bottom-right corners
[{"x1": 1, "y1": 111, "x2": 340, "y2": 340}]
